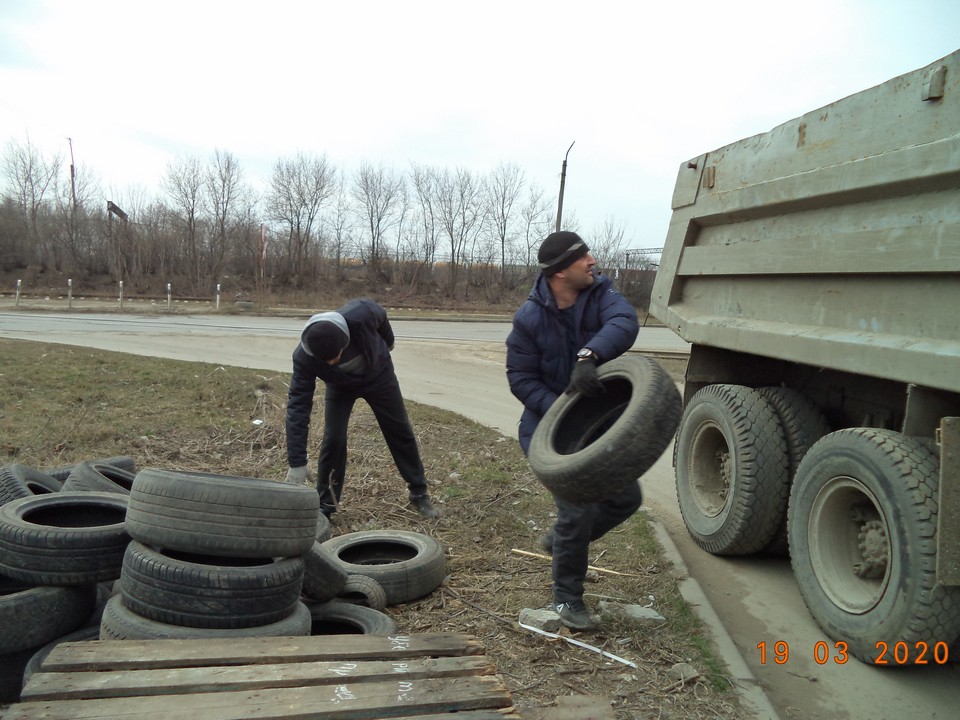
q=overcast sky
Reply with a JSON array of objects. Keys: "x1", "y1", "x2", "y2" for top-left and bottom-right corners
[{"x1": 1, "y1": 0, "x2": 958, "y2": 252}]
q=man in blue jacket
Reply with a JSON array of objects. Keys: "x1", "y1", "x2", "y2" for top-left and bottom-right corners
[
  {"x1": 506, "y1": 231, "x2": 641, "y2": 630},
  {"x1": 285, "y1": 298, "x2": 439, "y2": 519}
]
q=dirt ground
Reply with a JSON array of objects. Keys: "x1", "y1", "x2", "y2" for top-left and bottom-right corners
[{"x1": 0, "y1": 333, "x2": 744, "y2": 719}]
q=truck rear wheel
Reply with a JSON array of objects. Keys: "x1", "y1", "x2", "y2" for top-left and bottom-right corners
[
  {"x1": 789, "y1": 428, "x2": 960, "y2": 663},
  {"x1": 675, "y1": 384, "x2": 789, "y2": 554}
]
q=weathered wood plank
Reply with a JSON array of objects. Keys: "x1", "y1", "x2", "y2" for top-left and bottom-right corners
[
  {"x1": 40, "y1": 633, "x2": 483, "y2": 672},
  {"x1": 9, "y1": 675, "x2": 513, "y2": 720},
  {"x1": 22, "y1": 656, "x2": 495, "y2": 701}
]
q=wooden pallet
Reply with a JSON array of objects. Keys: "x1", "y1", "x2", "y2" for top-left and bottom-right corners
[{"x1": 9, "y1": 632, "x2": 520, "y2": 720}]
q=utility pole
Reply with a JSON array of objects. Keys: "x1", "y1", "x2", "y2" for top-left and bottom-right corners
[
  {"x1": 555, "y1": 141, "x2": 575, "y2": 231},
  {"x1": 67, "y1": 138, "x2": 78, "y2": 210}
]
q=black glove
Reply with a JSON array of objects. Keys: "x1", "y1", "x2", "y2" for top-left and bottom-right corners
[{"x1": 565, "y1": 358, "x2": 605, "y2": 396}]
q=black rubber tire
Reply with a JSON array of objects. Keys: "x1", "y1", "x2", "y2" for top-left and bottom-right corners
[
  {"x1": 0, "y1": 584, "x2": 97, "y2": 654},
  {"x1": 99, "y1": 595, "x2": 313, "y2": 640},
  {"x1": 0, "y1": 492, "x2": 130, "y2": 585},
  {"x1": 337, "y1": 574, "x2": 388, "y2": 612},
  {"x1": 119, "y1": 541, "x2": 305, "y2": 629},
  {"x1": 1, "y1": 465, "x2": 62, "y2": 505},
  {"x1": 315, "y1": 511, "x2": 332, "y2": 543},
  {"x1": 306, "y1": 600, "x2": 397, "y2": 636},
  {"x1": 528, "y1": 355, "x2": 682, "y2": 505},
  {"x1": 674, "y1": 384, "x2": 790, "y2": 555},
  {"x1": 321, "y1": 530, "x2": 446, "y2": 605},
  {"x1": 301, "y1": 541, "x2": 349, "y2": 602},
  {"x1": 21, "y1": 624, "x2": 100, "y2": 689},
  {"x1": 125, "y1": 469, "x2": 319, "y2": 557},
  {"x1": 44, "y1": 456, "x2": 136, "y2": 483},
  {"x1": 61, "y1": 461, "x2": 136, "y2": 494},
  {"x1": 757, "y1": 387, "x2": 832, "y2": 556},
  {"x1": 788, "y1": 428, "x2": 960, "y2": 663}
]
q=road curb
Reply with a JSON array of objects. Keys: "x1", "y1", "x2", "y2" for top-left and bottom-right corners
[{"x1": 648, "y1": 516, "x2": 782, "y2": 720}]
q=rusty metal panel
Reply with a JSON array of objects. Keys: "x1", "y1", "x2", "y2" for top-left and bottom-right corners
[{"x1": 937, "y1": 416, "x2": 960, "y2": 585}]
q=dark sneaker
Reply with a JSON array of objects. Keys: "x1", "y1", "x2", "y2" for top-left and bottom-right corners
[
  {"x1": 552, "y1": 600, "x2": 599, "y2": 631},
  {"x1": 409, "y1": 494, "x2": 440, "y2": 519},
  {"x1": 539, "y1": 531, "x2": 554, "y2": 555}
]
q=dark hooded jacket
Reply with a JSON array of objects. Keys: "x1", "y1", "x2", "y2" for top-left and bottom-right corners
[
  {"x1": 286, "y1": 298, "x2": 395, "y2": 467},
  {"x1": 506, "y1": 272, "x2": 639, "y2": 453}
]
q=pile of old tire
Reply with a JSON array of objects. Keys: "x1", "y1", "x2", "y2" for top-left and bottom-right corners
[
  {"x1": 103, "y1": 468, "x2": 320, "y2": 640},
  {"x1": 0, "y1": 474, "x2": 130, "y2": 702}
]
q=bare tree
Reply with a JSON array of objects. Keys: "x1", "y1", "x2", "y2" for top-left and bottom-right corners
[
  {"x1": 267, "y1": 152, "x2": 336, "y2": 285},
  {"x1": 350, "y1": 162, "x2": 404, "y2": 285},
  {"x1": 204, "y1": 149, "x2": 253, "y2": 293},
  {"x1": 485, "y1": 163, "x2": 524, "y2": 286},
  {"x1": 436, "y1": 167, "x2": 484, "y2": 297},
  {"x1": 589, "y1": 215, "x2": 629, "y2": 274},
  {"x1": 2, "y1": 138, "x2": 61, "y2": 271},
  {"x1": 163, "y1": 156, "x2": 205, "y2": 289},
  {"x1": 514, "y1": 183, "x2": 554, "y2": 286}
]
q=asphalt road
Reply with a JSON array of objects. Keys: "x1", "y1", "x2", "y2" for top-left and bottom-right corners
[{"x1": 2, "y1": 309, "x2": 959, "y2": 719}]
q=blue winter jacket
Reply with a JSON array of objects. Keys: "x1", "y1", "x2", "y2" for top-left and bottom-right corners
[
  {"x1": 285, "y1": 298, "x2": 395, "y2": 467},
  {"x1": 506, "y1": 272, "x2": 639, "y2": 454}
]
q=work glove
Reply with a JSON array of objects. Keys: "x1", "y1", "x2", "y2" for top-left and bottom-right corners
[
  {"x1": 286, "y1": 465, "x2": 314, "y2": 485},
  {"x1": 565, "y1": 358, "x2": 605, "y2": 397}
]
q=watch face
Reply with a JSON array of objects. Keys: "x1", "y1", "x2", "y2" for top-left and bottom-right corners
[{"x1": 577, "y1": 349, "x2": 592, "y2": 358}]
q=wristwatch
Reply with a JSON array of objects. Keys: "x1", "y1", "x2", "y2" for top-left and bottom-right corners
[{"x1": 576, "y1": 348, "x2": 597, "y2": 361}]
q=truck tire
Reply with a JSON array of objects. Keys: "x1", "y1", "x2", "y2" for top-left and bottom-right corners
[
  {"x1": 788, "y1": 428, "x2": 960, "y2": 663},
  {"x1": 125, "y1": 469, "x2": 319, "y2": 558},
  {"x1": 756, "y1": 387, "x2": 832, "y2": 556},
  {"x1": 99, "y1": 595, "x2": 312, "y2": 640},
  {"x1": 61, "y1": 461, "x2": 136, "y2": 494},
  {"x1": 119, "y1": 541, "x2": 305, "y2": 629},
  {"x1": 675, "y1": 384, "x2": 789, "y2": 555},
  {"x1": 321, "y1": 530, "x2": 445, "y2": 605},
  {"x1": 307, "y1": 600, "x2": 397, "y2": 636},
  {"x1": 528, "y1": 355, "x2": 681, "y2": 505},
  {"x1": 0, "y1": 492, "x2": 130, "y2": 585}
]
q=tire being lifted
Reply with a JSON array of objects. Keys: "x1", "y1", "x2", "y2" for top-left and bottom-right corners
[
  {"x1": 788, "y1": 428, "x2": 960, "y2": 663},
  {"x1": 528, "y1": 355, "x2": 681, "y2": 505}
]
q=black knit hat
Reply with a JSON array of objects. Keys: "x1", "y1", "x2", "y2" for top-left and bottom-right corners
[
  {"x1": 538, "y1": 231, "x2": 589, "y2": 275},
  {"x1": 303, "y1": 321, "x2": 349, "y2": 362}
]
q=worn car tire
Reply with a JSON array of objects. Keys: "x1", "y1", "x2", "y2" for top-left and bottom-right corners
[
  {"x1": 0, "y1": 583, "x2": 97, "y2": 654},
  {"x1": 789, "y1": 428, "x2": 960, "y2": 663},
  {"x1": 0, "y1": 492, "x2": 130, "y2": 585},
  {"x1": 337, "y1": 574, "x2": 388, "y2": 612},
  {"x1": 125, "y1": 469, "x2": 319, "y2": 557},
  {"x1": 61, "y1": 461, "x2": 136, "y2": 494},
  {"x1": 757, "y1": 387, "x2": 832, "y2": 556},
  {"x1": 307, "y1": 600, "x2": 397, "y2": 636},
  {"x1": 675, "y1": 384, "x2": 790, "y2": 555},
  {"x1": 1, "y1": 465, "x2": 62, "y2": 506},
  {"x1": 99, "y1": 595, "x2": 312, "y2": 640},
  {"x1": 528, "y1": 355, "x2": 681, "y2": 505},
  {"x1": 21, "y1": 624, "x2": 100, "y2": 689},
  {"x1": 321, "y1": 530, "x2": 445, "y2": 605},
  {"x1": 301, "y1": 541, "x2": 349, "y2": 602},
  {"x1": 45, "y1": 456, "x2": 136, "y2": 483},
  {"x1": 120, "y1": 541, "x2": 305, "y2": 629}
]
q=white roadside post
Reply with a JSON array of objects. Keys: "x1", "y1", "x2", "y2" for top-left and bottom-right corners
[
  {"x1": 68, "y1": 278, "x2": 73, "y2": 309},
  {"x1": 167, "y1": 283, "x2": 172, "y2": 310}
]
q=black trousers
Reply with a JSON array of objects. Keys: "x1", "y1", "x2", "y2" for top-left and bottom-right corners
[
  {"x1": 315, "y1": 369, "x2": 428, "y2": 513},
  {"x1": 551, "y1": 480, "x2": 643, "y2": 604}
]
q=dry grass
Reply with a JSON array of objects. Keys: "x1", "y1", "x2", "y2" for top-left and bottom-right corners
[{"x1": 0, "y1": 339, "x2": 744, "y2": 719}]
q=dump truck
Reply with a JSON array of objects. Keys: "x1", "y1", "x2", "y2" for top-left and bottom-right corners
[{"x1": 650, "y1": 49, "x2": 960, "y2": 663}]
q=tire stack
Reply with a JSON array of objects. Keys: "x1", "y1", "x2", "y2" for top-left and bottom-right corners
[
  {"x1": 104, "y1": 468, "x2": 320, "y2": 640},
  {"x1": 0, "y1": 461, "x2": 132, "y2": 703}
]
